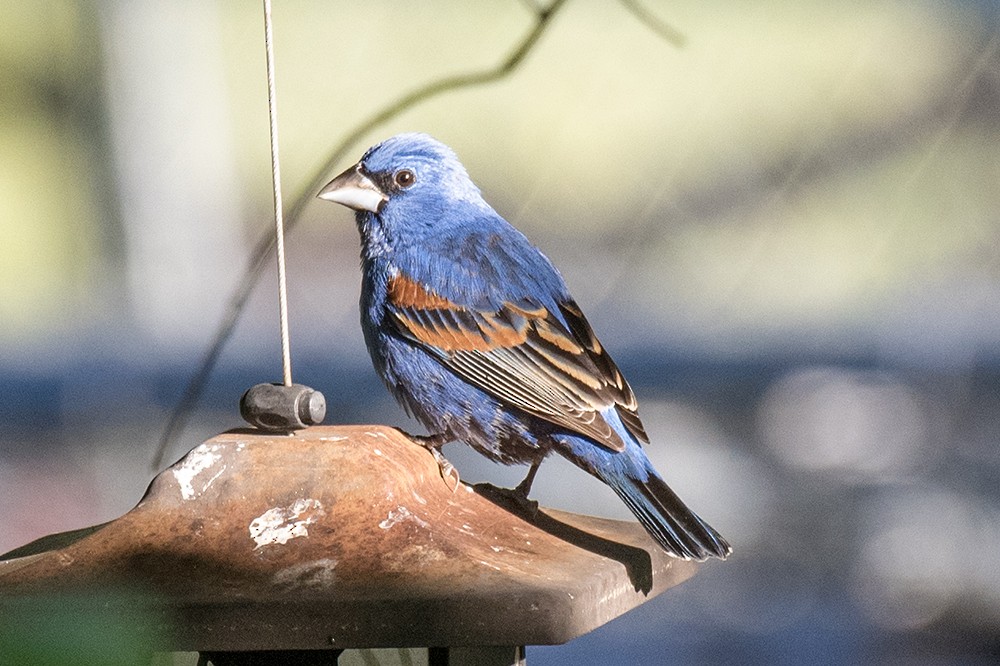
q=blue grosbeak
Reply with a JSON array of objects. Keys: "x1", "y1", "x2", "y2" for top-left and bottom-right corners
[{"x1": 319, "y1": 133, "x2": 730, "y2": 560}]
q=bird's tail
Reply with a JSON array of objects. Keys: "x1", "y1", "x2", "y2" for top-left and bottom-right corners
[
  {"x1": 608, "y1": 464, "x2": 731, "y2": 561},
  {"x1": 560, "y1": 440, "x2": 731, "y2": 561}
]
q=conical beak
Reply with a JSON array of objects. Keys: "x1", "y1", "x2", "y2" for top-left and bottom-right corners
[{"x1": 317, "y1": 163, "x2": 388, "y2": 213}]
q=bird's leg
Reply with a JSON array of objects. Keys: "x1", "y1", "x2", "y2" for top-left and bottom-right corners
[
  {"x1": 411, "y1": 433, "x2": 461, "y2": 492},
  {"x1": 513, "y1": 460, "x2": 541, "y2": 500}
]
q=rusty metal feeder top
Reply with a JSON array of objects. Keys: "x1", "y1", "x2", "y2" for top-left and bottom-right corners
[{"x1": 0, "y1": 426, "x2": 700, "y2": 652}]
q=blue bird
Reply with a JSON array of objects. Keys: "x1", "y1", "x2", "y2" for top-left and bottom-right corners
[{"x1": 318, "y1": 133, "x2": 730, "y2": 561}]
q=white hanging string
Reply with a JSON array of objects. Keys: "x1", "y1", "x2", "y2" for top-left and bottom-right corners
[{"x1": 263, "y1": 0, "x2": 293, "y2": 387}]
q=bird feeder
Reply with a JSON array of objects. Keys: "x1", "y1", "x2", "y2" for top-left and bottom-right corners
[{"x1": 0, "y1": 426, "x2": 701, "y2": 664}]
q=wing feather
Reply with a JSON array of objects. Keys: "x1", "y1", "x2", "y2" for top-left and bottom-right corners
[{"x1": 386, "y1": 273, "x2": 648, "y2": 450}]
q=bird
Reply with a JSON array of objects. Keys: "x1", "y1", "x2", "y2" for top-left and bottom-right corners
[{"x1": 318, "y1": 133, "x2": 730, "y2": 561}]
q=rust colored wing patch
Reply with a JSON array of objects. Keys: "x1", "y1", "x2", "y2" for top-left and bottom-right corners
[
  {"x1": 388, "y1": 274, "x2": 458, "y2": 310},
  {"x1": 388, "y1": 275, "x2": 530, "y2": 352},
  {"x1": 385, "y1": 274, "x2": 648, "y2": 451}
]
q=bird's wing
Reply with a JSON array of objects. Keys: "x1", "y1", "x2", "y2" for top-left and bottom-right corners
[{"x1": 386, "y1": 273, "x2": 649, "y2": 451}]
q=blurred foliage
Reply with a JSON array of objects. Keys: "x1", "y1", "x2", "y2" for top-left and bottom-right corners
[
  {"x1": 2, "y1": 1, "x2": 999, "y2": 348},
  {"x1": 0, "y1": 1, "x2": 104, "y2": 338},
  {"x1": 0, "y1": 590, "x2": 170, "y2": 665}
]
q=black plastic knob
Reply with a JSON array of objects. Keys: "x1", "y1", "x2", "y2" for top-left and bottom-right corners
[{"x1": 239, "y1": 383, "x2": 326, "y2": 431}]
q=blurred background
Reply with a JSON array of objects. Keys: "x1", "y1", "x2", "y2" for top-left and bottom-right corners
[{"x1": 2, "y1": 0, "x2": 1000, "y2": 663}]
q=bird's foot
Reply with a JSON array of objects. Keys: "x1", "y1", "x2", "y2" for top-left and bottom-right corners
[
  {"x1": 412, "y1": 434, "x2": 461, "y2": 493},
  {"x1": 429, "y1": 447, "x2": 461, "y2": 493},
  {"x1": 473, "y1": 482, "x2": 539, "y2": 519}
]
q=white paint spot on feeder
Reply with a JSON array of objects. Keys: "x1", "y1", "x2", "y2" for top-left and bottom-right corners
[
  {"x1": 273, "y1": 558, "x2": 338, "y2": 590},
  {"x1": 379, "y1": 505, "x2": 429, "y2": 530},
  {"x1": 250, "y1": 498, "x2": 325, "y2": 549},
  {"x1": 173, "y1": 444, "x2": 224, "y2": 500}
]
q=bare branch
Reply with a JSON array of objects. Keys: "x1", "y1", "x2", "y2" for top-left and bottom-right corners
[{"x1": 619, "y1": 0, "x2": 686, "y2": 49}]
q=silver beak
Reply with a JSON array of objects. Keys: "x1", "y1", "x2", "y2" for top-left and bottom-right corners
[{"x1": 317, "y1": 163, "x2": 388, "y2": 213}]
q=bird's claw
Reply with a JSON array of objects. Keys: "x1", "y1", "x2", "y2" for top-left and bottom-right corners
[
  {"x1": 431, "y1": 447, "x2": 461, "y2": 493},
  {"x1": 413, "y1": 433, "x2": 461, "y2": 492}
]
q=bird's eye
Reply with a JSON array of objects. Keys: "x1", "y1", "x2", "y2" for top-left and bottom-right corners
[{"x1": 394, "y1": 169, "x2": 416, "y2": 188}]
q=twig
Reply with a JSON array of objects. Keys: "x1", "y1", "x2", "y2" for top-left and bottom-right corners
[{"x1": 618, "y1": 0, "x2": 686, "y2": 48}]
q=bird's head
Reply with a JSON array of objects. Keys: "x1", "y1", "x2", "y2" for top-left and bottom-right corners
[{"x1": 318, "y1": 133, "x2": 489, "y2": 247}]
